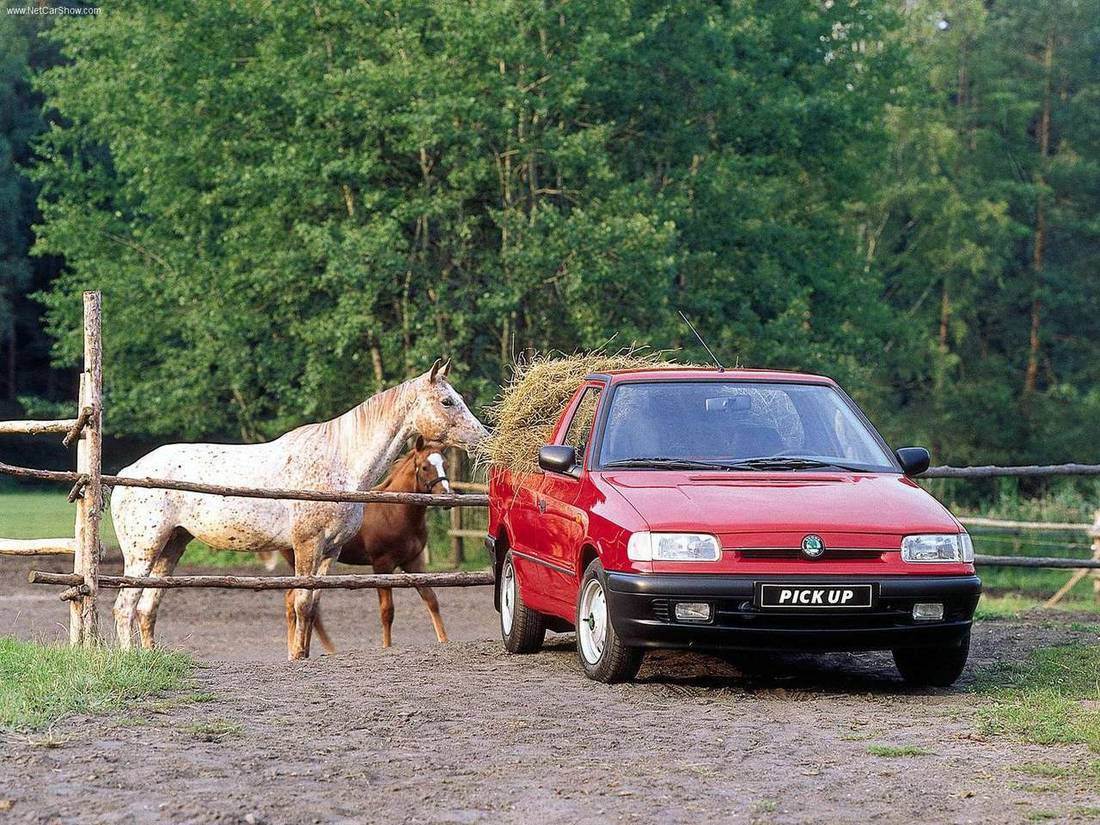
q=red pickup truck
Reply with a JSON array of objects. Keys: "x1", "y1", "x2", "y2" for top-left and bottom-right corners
[{"x1": 486, "y1": 368, "x2": 980, "y2": 684}]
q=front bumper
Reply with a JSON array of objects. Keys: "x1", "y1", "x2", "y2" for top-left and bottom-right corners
[{"x1": 604, "y1": 572, "x2": 981, "y2": 652}]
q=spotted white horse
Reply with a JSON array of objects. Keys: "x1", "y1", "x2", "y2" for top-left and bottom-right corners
[{"x1": 110, "y1": 360, "x2": 487, "y2": 659}]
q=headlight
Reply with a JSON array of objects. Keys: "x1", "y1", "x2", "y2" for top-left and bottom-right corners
[
  {"x1": 627, "y1": 531, "x2": 721, "y2": 562},
  {"x1": 901, "y1": 533, "x2": 973, "y2": 563}
]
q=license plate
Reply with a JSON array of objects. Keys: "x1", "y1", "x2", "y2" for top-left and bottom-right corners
[{"x1": 756, "y1": 583, "x2": 875, "y2": 609}]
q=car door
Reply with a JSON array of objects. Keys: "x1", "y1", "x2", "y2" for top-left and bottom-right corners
[{"x1": 529, "y1": 384, "x2": 603, "y2": 609}]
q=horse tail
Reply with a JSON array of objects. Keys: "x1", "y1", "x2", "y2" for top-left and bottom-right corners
[{"x1": 313, "y1": 605, "x2": 336, "y2": 655}]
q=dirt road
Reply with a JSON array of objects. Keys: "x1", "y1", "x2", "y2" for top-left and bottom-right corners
[{"x1": 2, "y1": 555, "x2": 1098, "y2": 824}]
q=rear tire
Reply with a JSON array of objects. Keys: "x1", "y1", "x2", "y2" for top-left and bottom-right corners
[
  {"x1": 893, "y1": 630, "x2": 971, "y2": 687},
  {"x1": 576, "y1": 559, "x2": 643, "y2": 683},
  {"x1": 499, "y1": 551, "x2": 546, "y2": 654}
]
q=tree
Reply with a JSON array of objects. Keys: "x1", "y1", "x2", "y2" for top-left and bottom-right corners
[{"x1": 33, "y1": 0, "x2": 905, "y2": 441}]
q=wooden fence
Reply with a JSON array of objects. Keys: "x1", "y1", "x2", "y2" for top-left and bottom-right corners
[
  {"x1": 0, "y1": 290, "x2": 1098, "y2": 648},
  {"x1": 0, "y1": 292, "x2": 490, "y2": 647},
  {"x1": 0, "y1": 291, "x2": 103, "y2": 646}
]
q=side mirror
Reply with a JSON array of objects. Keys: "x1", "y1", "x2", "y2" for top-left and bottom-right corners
[
  {"x1": 539, "y1": 445, "x2": 578, "y2": 475},
  {"x1": 895, "y1": 447, "x2": 930, "y2": 476}
]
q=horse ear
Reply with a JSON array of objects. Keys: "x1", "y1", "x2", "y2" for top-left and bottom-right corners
[
  {"x1": 415, "y1": 434, "x2": 426, "y2": 452},
  {"x1": 429, "y1": 357, "x2": 451, "y2": 382}
]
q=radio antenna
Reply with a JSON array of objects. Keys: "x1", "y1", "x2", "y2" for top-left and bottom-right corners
[{"x1": 678, "y1": 310, "x2": 725, "y2": 371}]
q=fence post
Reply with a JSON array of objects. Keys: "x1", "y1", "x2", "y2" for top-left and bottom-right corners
[
  {"x1": 1043, "y1": 509, "x2": 1100, "y2": 608},
  {"x1": 1093, "y1": 510, "x2": 1100, "y2": 601},
  {"x1": 449, "y1": 448, "x2": 465, "y2": 566},
  {"x1": 68, "y1": 372, "x2": 87, "y2": 646},
  {"x1": 71, "y1": 291, "x2": 103, "y2": 647}
]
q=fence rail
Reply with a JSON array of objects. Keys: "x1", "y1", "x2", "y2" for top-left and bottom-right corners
[
  {"x1": 0, "y1": 419, "x2": 79, "y2": 436},
  {"x1": 30, "y1": 570, "x2": 495, "y2": 592},
  {"x1": 974, "y1": 554, "x2": 1100, "y2": 569},
  {"x1": 957, "y1": 516, "x2": 1093, "y2": 531},
  {"x1": 0, "y1": 459, "x2": 487, "y2": 508},
  {"x1": 923, "y1": 463, "x2": 1100, "y2": 479},
  {"x1": 2, "y1": 291, "x2": 1098, "y2": 646},
  {"x1": 0, "y1": 538, "x2": 77, "y2": 556}
]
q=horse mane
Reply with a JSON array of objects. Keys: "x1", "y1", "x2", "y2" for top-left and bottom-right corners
[
  {"x1": 376, "y1": 450, "x2": 417, "y2": 491},
  {"x1": 281, "y1": 377, "x2": 420, "y2": 463}
]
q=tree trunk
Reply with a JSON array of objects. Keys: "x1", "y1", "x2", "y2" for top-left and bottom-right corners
[
  {"x1": 5, "y1": 318, "x2": 15, "y2": 401},
  {"x1": 1024, "y1": 28, "x2": 1054, "y2": 399}
]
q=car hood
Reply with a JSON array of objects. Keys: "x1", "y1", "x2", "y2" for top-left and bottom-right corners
[{"x1": 594, "y1": 471, "x2": 960, "y2": 538}]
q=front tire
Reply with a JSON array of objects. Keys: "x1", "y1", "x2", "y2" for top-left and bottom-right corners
[
  {"x1": 499, "y1": 551, "x2": 546, "y2": 654},
  {"x1": 893, "y1": 630, "x2": 971, "y2": 687},
  {"x1": 576, "y1": 559, "x2": 643, "y2": 683}
]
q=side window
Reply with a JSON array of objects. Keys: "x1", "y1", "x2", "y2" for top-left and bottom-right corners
[{"x1": 561, "y1": 386, "x2": 602, "y2": 462}]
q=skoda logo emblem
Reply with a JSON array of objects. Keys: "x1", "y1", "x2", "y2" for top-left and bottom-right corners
[{"x1": 801, "y1": 534, "x2": 826, "y2": 559}]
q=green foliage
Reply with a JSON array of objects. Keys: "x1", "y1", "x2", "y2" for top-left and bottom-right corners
[
  {"x1": 864, "y1": 0, "x2": 1100, "y2": 464},
  {"x1": 0, "y1": 637, "x2": 193, "y2": 729},
  {"x1": 975, "y1": 645, "x2": 1100, "y2": 754},
  {"x1": 29, "y1": 0, "x2": 905, "y2": 440},
  {"x1": 0, "y1": 0, "x2": 1093, "y2": 473}
]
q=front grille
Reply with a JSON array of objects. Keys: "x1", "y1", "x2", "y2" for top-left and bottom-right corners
[
  {"x1": 736, "y1": 548, "x2": 886, "y2": 561},
  {"x1": 651, "y1": 598, "x2": 671, "y2": 622}
]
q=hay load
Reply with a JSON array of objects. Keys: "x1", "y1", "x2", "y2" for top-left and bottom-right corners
[{"x1": 478, "y1": 350, "x2": 697, "y2": 473}]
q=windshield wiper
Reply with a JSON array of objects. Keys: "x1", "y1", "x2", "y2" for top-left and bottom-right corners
[
  {"x1": 603, "y1": 458, "x2": 727, "y2": 470},
  {"x1": 723, "y1": 457, "x2": 869, "y2": 472}
]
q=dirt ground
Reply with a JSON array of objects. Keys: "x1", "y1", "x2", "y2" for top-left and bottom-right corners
[{"x1": 2, "y1": 554, "x2": 1098, "y2": 825}]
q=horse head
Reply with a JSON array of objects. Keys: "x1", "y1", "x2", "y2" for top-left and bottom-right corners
[
  {"x1": 410, "y1": 358, "x2": 489, "y2": 449},
  {"x1": 412, "y1": 435, "x2": 451, "y2": 494}
]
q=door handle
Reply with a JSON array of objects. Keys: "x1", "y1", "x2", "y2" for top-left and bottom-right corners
[{"x1": 537, "y1": 497, "x2": 548, "y2": 514}]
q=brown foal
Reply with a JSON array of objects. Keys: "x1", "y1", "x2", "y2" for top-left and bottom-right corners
[{"x1": 280, "y1": 436, "x2": 450, "y2": 650}]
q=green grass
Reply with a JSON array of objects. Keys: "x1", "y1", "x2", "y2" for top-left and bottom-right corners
[
  {"x1": 1014, "y1": 762, "x2": 1077, "y2": 779},
  {"x1": 974, "y1": 645, "x2": 1100, "y2": 754},
  {"x1": 0, "y1": 637, "x2": 194, "y2": 730},
  {"x1": 866, "y1": 744, "x2": 932, "y2": 757},
  {"x1": 186, "y1": 719, "x2": 242, "y2": 741},
  {"x1": 2, "y1": 490, "x2": 489, "y2": 571},
  {"x1": 975, "y1": 593, "x2": 1100, "y2": 620},
  {"x1": 0, "y1": 491, "x2": 252, "y2": 567}
]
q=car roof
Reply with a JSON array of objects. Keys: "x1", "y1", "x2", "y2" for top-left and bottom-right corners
[{"x1": 585, "y1": 367, "x2": 836, "y2": 384}]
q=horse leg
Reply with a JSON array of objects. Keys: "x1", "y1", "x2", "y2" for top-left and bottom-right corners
[
  {"x1": 136, "y1": 531, "x2": 189, "y2": 649},
  {"x1": 376, "y1": 588, "x2": 394, "y2": 648},
  {"x1": 415, "y1": 587, "x2": 447, "y2": 644},
  {"x1": 114, "y1": 531, "x2": 175, "y2": 650},
  {"x1": 403, "y1": 552, "x2": 448, "y2": 643},
  {"x1": 279, "y1": 548, "x2": 297, "y2": 651},
  {"x1": 289, "y1": 543, "x2": 334, "y2": 660},
  {"x1": 284, "y1": 590, "x2": 296, "y2": 654}
]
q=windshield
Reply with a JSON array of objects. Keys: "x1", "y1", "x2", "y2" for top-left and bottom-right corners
[{"x1": 597, "y1": 381, "x2": 897, "y2": 472}]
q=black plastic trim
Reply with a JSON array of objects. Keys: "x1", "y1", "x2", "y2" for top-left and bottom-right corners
[
  {"x1": 602, "y1": 572, "x2": 981, "y2": 652},
  {"x1": 511, "y1": 549, "x2": 575, "y2": 577}
]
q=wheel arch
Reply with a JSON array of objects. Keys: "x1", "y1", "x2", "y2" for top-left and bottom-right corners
[
  {"x1": 492, "y1": 528, "x2": 511, "y2": 611},
  {"x1": 578, "y1": 543, "x2": 600, "y2": 579}
]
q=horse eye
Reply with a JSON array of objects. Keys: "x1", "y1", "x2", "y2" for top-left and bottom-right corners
[{"x1": 441, "y1": 398, "x2": 455, "y2": 407}]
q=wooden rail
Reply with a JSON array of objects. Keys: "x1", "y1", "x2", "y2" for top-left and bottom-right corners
[
  {"x1": 958, "y1": 516, "x2": 1092, "y2": 531},
  {"x1": 30, "y1": 570, "x2": 495, "y2": 592},
  {"x1": 923, "y1": 463, "x2": 1100, "y2": 479},
  {"x1": 0, "y1": 459, "x2": 488, "y2": 508},
  {"x1": 0, "y1": 419, "x2": 78, "y2": 436},
  {"x1": 974, "y1": 554, "x2": 1100, "y2": 569},
  {"x1": 0, "y1": 538, "x2": 77, "y2": 556}
]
